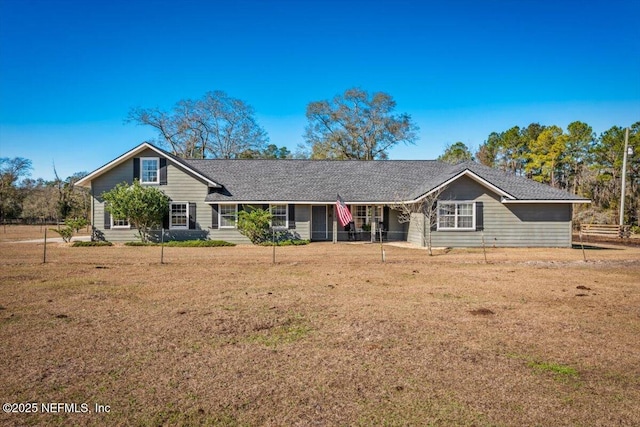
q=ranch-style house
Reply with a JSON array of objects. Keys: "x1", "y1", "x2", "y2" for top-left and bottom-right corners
[{"x1": 75, "y1": 142, "x2": 590, "y2": 247}]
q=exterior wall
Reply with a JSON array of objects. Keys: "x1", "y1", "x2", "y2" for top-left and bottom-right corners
[
  {"x1": 91, "y1": 158, "x2": 134, "y2": 242},
  {"x1": 208, "y1": 228, "x2": 252, "y2": 244},
  {"x1": 92, "y1": 148, "x2": 210, "y2": 242},
  {"x1": 209, "y1": 204, "x2": 310, "y2": 244},
  {"x1": 387, "y1": 208, "x2": 408, "y2": 241},
  {"x1": 406, "y1": 212, "x2": 425, "y2": 247},
  {"x1": 294, "y1": 205, "x2": 311, "y2": 241},
  {"x1": 407, "y1": 176, "x2": 573, "y2": 248}
]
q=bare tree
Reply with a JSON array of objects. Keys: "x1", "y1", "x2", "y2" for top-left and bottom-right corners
[
  {"x1": 127, "y1": 91, "x2": 269, "y2": 159},
  {"x1": 391, "y1": 187, "x2": 446, "y2": 256},
  {"x1": 304, "y1": 87, "x2": 418, "y2": 160}
]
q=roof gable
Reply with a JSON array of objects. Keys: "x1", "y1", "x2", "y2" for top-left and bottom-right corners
[{"x1": 75, "y1": 143, "x2": 221, "y2": 188}]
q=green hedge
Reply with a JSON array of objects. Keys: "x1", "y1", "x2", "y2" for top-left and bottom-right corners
[
  {"x1": 124, "y1": 240, "x2": 235, "y2": 247},
  {"x1": 258, "y1": 239, "x2": 310, "y2": 246},
  {"x1": 72, "y1": 241, "x2": 113, "y2": 247}
]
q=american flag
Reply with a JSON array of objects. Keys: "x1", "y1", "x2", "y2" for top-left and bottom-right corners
[{"x1": 336, "y1": 194, "x2": 353, "y2": 227}]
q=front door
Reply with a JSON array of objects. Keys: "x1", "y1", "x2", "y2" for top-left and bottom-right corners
[{"x1": 311, "y1": 205, "x2": 328, "y2": 241}]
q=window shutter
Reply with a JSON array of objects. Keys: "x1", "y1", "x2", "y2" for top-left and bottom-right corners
[
  {"x1": 211, "y1": 204, "x2": 219, "y2": 229},
  {"x1": 475, "y1": 201, "x2": 484, "y2": 231},
  {"x1": 382, "y1": 206, "x2": 390, "y2": 231},
  {"x1": 238, "y1": 204, "x2": 245, "y2": 212},
  {"x1": 159, "y1": 158, "x2": 167, "y2": 185},
  {"x1": 262, "y1": 204, "x2": 269, "y2": 211},
  {"x1": 133, "y1": 158, "x2": 140, "y2": 181},
  {"x1": 163, "y1": 211, "x2": 170, "y2": 229},
  {"x1": 188, "y1": 203, "x2": 196, "y2": 229},
  {"x1": 288, "y1": 204, "x2": 295, "y2": 229},
  {"x1": 103, "y1": 209, "x2": 111, "y2": 229}
]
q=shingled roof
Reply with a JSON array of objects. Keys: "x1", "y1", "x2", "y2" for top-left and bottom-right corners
[
  {"x1": 184, "y1": 157, "x2": 589, "y2": 204},
  {"x1": 76, "y1": 143, "x2": 590, "y2": 204}
]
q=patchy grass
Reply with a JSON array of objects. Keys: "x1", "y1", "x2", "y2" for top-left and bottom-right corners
[
  {"x1": 0, "y1": 242, "x2": 639, "y2": 426},
  {"x1": 528, "y1": 361, "x2": 578, "y2": 378},
  {"x1": 0, "y1": 224, "x2": 89, "y2": 242}
]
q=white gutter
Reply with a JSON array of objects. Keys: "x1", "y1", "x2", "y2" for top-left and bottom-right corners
[{"x1": 501, "y1": 198, "x2": 591, "y2": 204}]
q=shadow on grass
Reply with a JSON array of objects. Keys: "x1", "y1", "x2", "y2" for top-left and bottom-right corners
[{"x1": 571, "y1": 243, "x2": 621, "y2": 251}]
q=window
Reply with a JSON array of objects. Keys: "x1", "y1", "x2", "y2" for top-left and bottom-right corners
[
  {"x1": 270, "y1": 204, "x2": 288, "y2": 228},
  {"x1": 111, "y1": 215, "x2": 130, "y2": 229},
  {"x1": 170, "y1": 202, "x2": 188, "y2": 229},
  {"x1": 352, "y1": 205, "x2": 383, "y2": 230},
  {"x1": 437, "y1": 201, "x2": 475, "y2": 230},
  {"x1": 141, "y1": 157, "x2": 159, "y2": 184},
  {"x1": 219, "y1": 204, "x2": 237, "y2": 228}
]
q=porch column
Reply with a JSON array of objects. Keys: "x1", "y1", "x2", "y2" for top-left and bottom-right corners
[{"x1": 332, "y1": 204, "x2": 337, "y2": 243}]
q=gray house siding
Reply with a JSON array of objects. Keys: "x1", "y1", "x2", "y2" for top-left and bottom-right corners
[
  {"x1": 92, "y1": 148, "x2": 211, "y2": 242},
  {"x1": 294, "y1": 205, "x2": 311, "y2": 241},
  {"x1": 208, "y1": 204, "x2": 310, "y2": 243},
  {"x1": 387, "y1": 209, "x2": 408, "y2": 241},
  {"x1": 406, "y1": 176, "x2": 573, "y2": 248},
  {"x1": 406, "y1": 212, "x2": 426, "y2": 247}
]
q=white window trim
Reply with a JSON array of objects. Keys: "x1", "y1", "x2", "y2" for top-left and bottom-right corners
[
  {"x1": 170, "y1": 201, "x2": 189, "y2": 229},
  {"x1": 110, "y1": 214, "x2": 130, "y2": 229},
  {"x1": 270, "y1": 204, "x2": 289, "y2": 229},
  {"x1": 436, "y1": 201, "x2": 476, "y2": 231},
  {"x1": 219, "y1": 204, "x2": 238, "y2": 229},
  {"x1": 140, "y1": 157, "x2": 160, "y2": 184},
  {"x1": 351, "y1": 205, "x2": 384, "y2": 231}
]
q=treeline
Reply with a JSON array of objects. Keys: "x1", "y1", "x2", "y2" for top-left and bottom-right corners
[
  {"x1": 473, "y1": 121, "x2": 639, "y2": 225},
  {"x1": 0, "y1": 158, "x2": 89, "y2": 224}
]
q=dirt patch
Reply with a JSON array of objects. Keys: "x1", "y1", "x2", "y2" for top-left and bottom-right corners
[
  {"x1": 0, "y1": 242, "x2": 639, "y2": 426},
  {"x1": 469, "y1": 308, "x2": 495, "y2": 315}
]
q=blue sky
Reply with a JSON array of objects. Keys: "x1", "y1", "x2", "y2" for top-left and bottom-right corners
[{"x1": 1, "y1": 0, "x2": 638, "y2": 181}]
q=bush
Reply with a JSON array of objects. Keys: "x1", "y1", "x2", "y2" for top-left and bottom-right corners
[
  {"x1": 72, "y1": 241, "x2": 113, "y2": 247},
  {"x1": 102, "y1": 180, "x2": 170, "y2": 243},
  {"x1": 124, "y1": 240, "x2": 234, "y2": 247},
  {"x1": 164, "y1": 240, "x2": 235, "y2": 247},
  {"x1": 50, "y1": 226, "x2": 73, "y2": 242},
  {"x1": 259, "y1": 239, "x2": 310, "y2": 246},
  {"x1": 50, "y1": 217, "x2": 89, "y2": 242},
  {"x1": 631, "y1": 225, "x2": 640, "y2": 235},
  {"x1": 237, "y1": 207, "x2": 272, "y2": 244}
]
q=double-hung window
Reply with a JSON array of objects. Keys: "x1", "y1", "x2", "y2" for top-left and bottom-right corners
[
  {"x1": 270, "y1": 204, "x2": 287, "y2": 228},
  {"x1": 140, "y1": 157, "x2": 159, "y2": 184},
  {"x1": 437, "y1": 201, "x2": 475, "y2": 230},
  {"x1": 352, "y1": 205, "x2": 383, "y2": 230},
  {"x1": 111, "y1": 216, "x2": 130, "y2": 229},
  {"x1": 170, "y1": 202, "x2": 188, "y2": 229},
  {"x1": 219, "y1": 204, "x2": 237, "y2": 228}
]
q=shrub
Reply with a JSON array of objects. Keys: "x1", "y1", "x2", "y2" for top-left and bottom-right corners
[
  {"x1": 124, "y1": 240, "x2": 234, "y2": 247},
  {"x1": 125, "y1": 241, "x2": 158, "y2": 246},
  {"x1": 164, "y1": 240, "x2": 235, "y2": 247},
  {"x1": 72, "y1": 241, "x2": 113, "y2": 247},
  {"x1": 237, "y1": 207, "x2": 272, "y2": 244},
  {"x1": 102, "y1": 180, "x2": 170, "y2": 243},
  {"x1": 50, "y1": 226, "x2": 73, "y2": 243},
  {"x1": 259, "y1": 239, "x2": 310, "y2": 246}
]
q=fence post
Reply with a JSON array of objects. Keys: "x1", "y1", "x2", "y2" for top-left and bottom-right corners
[
  {"x1": 43, "y1": 228, "x2": 47, "y2": 264},
  {"x1": 379, "y1": 225, "x2": 385, "y2": 262},
  {"x1": 481, "y1": 231, "x2": 487, "y2": 264},
  {"x1": 160, "y1": 228, "x2": 165, "y2": 264}
]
